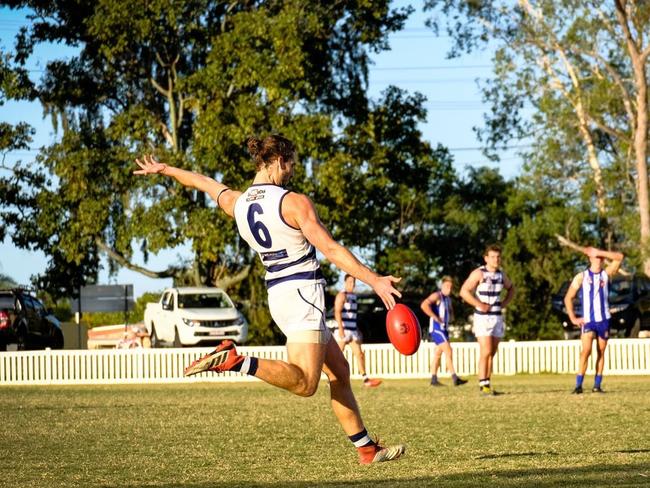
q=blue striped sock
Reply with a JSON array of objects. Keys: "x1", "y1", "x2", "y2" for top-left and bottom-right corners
[
  {"x1": 231, "y1": 356, "x2": 258, "y2": 376},
  {"x1": 576, "y1": 374, "x2": 584, "y2": 387},
  {"x1": 594, "y1": 375, "x2": 603, "y2": 388},
  {"x1": 349, "y1": 428, "x2": 375, "y2": 448}
]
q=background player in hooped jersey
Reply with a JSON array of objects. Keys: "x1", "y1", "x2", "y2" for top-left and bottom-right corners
[
  {"x1": 134, "y1": 135, "x2": 404, "y2": 465},
  {"x1": 420, "y1": 275, "x2": 467, "y2": 387},
  {"x1": 564, "y1": 245, "x2": 624, "y2": 394},
  {"x1": 460, "y1": 244, "x2": 515, "y2": 395},
  {"x1": 332, "y1": 274, "x2": 382, "y2": 388}
]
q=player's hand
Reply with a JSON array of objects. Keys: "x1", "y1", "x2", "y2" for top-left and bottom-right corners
[
  {"x1": 570, "y1": 316, "x2": 585, "y2": 327},
  {"x1": 372, "y1": 275, "x2": 402, "y2": 310},
  {"x1": 134, "y1": 154, "x2": 167, "y2": 175},
  {"x1": 476, "y1": 303, "x2": 491, "y2": 313}
]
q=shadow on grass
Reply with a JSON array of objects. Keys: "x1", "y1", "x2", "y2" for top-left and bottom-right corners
[
  {"x1": 127, "y1": 462, "x2": 650, "y2": 488},
  {"x1": 474, "y1": 451, "x2": 559, "y2": 459}
]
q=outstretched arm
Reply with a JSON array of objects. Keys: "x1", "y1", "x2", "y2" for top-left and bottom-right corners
[
  {"x1": 584, "y1": 247, "x2": 624, "y2": 277},
  {"x1": 283, "y1": 192, "x2": 401, "y2": 309},
  {"x1": 133, "y1": 155, "x2": 241, "y2": 217}
]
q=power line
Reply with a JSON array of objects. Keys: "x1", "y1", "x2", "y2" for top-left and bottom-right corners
[
  {"x1": 371, "y1": 65, "x2": 491, "y2": 71},
  {"x1": 371, "y1": 78, "x2": 479, "y2": 84},
  {"x1": 5, "y1": 144, "x2": 532, "y2": 155}
]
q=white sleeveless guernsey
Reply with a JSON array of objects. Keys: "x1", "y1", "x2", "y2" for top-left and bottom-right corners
[
  {"x1": 475, "y1": 266, "x2": 504, "y2": 316},
  {"x1": 233, "y1": 184, "x2": 324, "y2": 290}
]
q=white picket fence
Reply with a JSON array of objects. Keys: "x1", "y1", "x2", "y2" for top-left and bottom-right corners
[{"x1": 1, "y1": 339, "x2": 649, "y2": 386}]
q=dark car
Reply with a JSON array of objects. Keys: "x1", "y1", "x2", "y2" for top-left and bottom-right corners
[
  {"x1": 551, "y1": 274, "x2": 650, "y2": 339},
  {"x1": 325, "y1": 292, "x2": 429, "y2": 344},
  {"x1": 0, "y1": 289, "x2": 64, "y2": 350}
]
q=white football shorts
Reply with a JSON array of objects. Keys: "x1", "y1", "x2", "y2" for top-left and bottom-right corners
[
  {"x1": 268, "y1": 282, "x2": 331, "y2": 344},
  {"x1": 332, "y1": 327, "x2": 363, "y2": 344},
  {"x1": 473, "y1": 314, "x2": 505, "y2": 338}
]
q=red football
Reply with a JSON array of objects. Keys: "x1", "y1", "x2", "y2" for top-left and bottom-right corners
[{"x1": 386, "y1": 303, "x2": 421, "y2": 356}]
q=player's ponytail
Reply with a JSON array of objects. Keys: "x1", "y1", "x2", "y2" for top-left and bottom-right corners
[{"x1": 247, "y1": 134, "x2": 295, "y2": 170}]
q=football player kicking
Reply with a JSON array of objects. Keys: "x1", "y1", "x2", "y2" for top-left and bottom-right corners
[{"x1": 134, "y1": 135, "x2": 404, "y2": 464}]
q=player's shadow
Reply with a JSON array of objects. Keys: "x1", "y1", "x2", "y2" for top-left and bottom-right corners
[
  {"x1": 474, "y1": 450, "x2": 558, "y2": 459},
  {"x1": 141, "y1": 461, "x2": 650, "y2": 488}
]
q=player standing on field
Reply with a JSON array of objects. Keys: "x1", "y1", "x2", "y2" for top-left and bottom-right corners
[
  {"x1": 420, "y1": 275, "x2": 467, "y2": 387},
  {"x1": 134, "y1": 135, "x2": 404, "y2": 464},
  {"x1": 331, "y1": 274, "x2": 382, "y2": 387},
  {"x1": 564, "y1": 245, "x2": 624, "y2": 394},
  {"x1": 460, "y1": 244, "x2": 515, "y2": 395}
]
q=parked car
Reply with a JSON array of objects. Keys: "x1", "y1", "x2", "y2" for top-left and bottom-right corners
[
  {"x1": 0, "y1": 288, "x2": 64, "y2": 350},
  {"x1": 143, "y1": 287, "x2": 248, "y2": 347},
  {"x1": 551, "y1": 274, "x2": 650, "y2": 339}
]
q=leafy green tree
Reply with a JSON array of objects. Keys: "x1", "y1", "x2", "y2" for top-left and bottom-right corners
[
  {"x1": 2, "y1": 1, "x2": 441, "y2": 342},
  {"x1": 314, "y1": 86, "x2": 458, "y2": 293},
  {"x1": 0, "y1": 272, "x2": 17, "y2": 288},
  {"x1": 425, "y1": 0, "x2": 650, "y2": 274},
  {"x1": 501, "y1": 175, "x2": 594, "y2": 339}
]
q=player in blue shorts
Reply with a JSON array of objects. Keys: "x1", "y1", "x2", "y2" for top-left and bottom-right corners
[
  {"x1": 564, "y1": 245, "x2": 624, "y2": 394},
  {"x1": 420, "y1": 276, "x2": 467, "y2": 387}
]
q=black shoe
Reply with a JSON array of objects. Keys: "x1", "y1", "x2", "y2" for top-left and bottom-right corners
[
  {"x1": 453, "y1": 377, "x2": 468, "y2": 386},
  {"x1": 592, "y1": 387, "x2": 605, "y2": 393},
  {"x1": 430, "y1": 381, "x2": 443, "y2": 387},
  {"x1": 572, "y1": 386, "x2": 583, "y2": 394}
]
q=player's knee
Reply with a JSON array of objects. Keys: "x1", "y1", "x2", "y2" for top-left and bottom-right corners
[{"x1": 296, "y1": 379, "x2": 319, "y2": 397}]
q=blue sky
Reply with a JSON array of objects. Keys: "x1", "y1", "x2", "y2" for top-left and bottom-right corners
[{"x1": 0, "y1": 2, "x2": 521, "y2": 298}]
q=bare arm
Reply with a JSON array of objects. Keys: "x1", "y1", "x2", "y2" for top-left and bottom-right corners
[
  {"x1": 133, "y1": 155, "x2": 241, "y2": 217},
  {"x1": 283, "y1": 192, "x2": 401, "y2": 309},
  {"x1": 564, "y1": 274, "x2": 584, "y2": 327},
  {"x1": 420, "y1": 292, "x2": 443, "y2": 323},
  {"x1": 459, "y1": 269, "x2": 490, "y2": 313},
  {"x1": 501, "y1": 273, "x2": 516, "y2": 308},
  {"x1": 334, "y1": 292, "x2": 346, "y2": 337},
  {"x1": 584, "y1": 247, "x2": 624, "y2": 277}
]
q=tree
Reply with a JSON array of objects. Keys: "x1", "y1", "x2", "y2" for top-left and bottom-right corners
[
  {"x1": 501, "y1": 175, "x2": 593, "y2": 339},
  {"x1": 425, "y1": 0, "x2": 650, "y2": 274},
  {"x1": 313, "y1": 86, "x2": 458, "y2": 292},
  {"x1": 0, "y1": 0, "x2": 411, "y2": 299},
  {"x1": 4, "y1": 2, "x2": 487, "y2": 343},
  {"x1": 0, "y1": 272, "x2": 18, "y2": 288}
]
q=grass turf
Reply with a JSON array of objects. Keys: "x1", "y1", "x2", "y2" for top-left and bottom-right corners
[{"x1": 1, "y1": 375, "x2": 649, "y2": 487}]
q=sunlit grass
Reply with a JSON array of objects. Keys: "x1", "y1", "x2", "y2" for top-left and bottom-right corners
[{"x1": 1, "y1": 375, "x2": 649, "y2": 487}]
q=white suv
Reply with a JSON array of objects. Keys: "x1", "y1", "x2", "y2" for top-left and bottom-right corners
[{"x1": 144, "y1": 287, "x2": 248, "y2": 347}]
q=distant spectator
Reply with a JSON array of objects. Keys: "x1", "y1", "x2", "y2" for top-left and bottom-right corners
[
  {"x1": 117, "y1": 326, "x2": 142, "y2": 349},
  {"x1": 131, "y1": 323, "x2": 151, "y2": 348}
]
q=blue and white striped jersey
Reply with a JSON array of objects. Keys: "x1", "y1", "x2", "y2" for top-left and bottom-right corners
[
  {"x1": 428, "y1": 291, "x2": 451, "y2": 333},
  {"x1": 475, "y1": 266, "x2": 504, "y2": 316},
  {"x1": 234, "y1": 184, "x2": 324, "y2": 289},
  {"x1": 341, "y1": 292, "x2": 358, "y2": 330},
  {"x1": 581, "y1": 269, "x2": 611, "y2": 323}
]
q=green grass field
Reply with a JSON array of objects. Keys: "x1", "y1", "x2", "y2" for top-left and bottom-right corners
[{"x1": 1, "y1": 375, "x2": 649, "y2": 487}]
